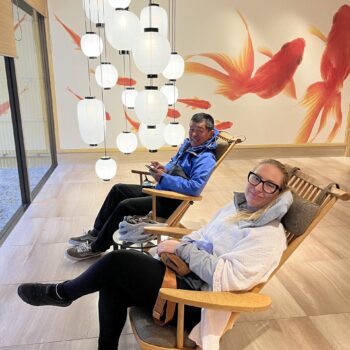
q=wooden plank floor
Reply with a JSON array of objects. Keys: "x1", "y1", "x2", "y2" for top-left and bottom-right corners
[{"x1": 0, "y1": 152, "x2": 349, "y2": 349}]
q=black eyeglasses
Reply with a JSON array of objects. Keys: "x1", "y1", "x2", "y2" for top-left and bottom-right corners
[{"x1": 247, "y1": 171, "x2": 282, "y2": 194}]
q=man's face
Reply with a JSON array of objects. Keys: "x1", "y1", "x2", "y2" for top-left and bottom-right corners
[{"x1": 188, "y1": 121, "x2": 214, "y2": 147}]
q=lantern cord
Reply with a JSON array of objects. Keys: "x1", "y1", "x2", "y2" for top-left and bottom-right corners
[
  {"x1": 82, "y1": 0, "x2": 92, "y2": 96},
  {"x1": 173, "y1": 0, "x2": 176, "y2": 52},
  {"x1": 173, "y1": 81, "x2": 176, "y2": 123},
  {"x1": 14, "y1": 0, "x2": 23, "y2": 42},
  {"x1": 122, "y1": 54, "x2": 128, "y2": 132},
  {"x1": 97, "y1": 11, "x2": 107, "y2": 158},
  {"x1": 128, "y1": 50, "x2": 132, "y2": 88},
  {"x1": 101, "y1": 0, "x2": 108, "y2": 61},
  {"x1": 88, "y1": 0, "x2": 93, "y2": 32}
]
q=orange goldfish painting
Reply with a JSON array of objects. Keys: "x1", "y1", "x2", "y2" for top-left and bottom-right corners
[
  {"x1": 167, "y1": 108, "x2": 181, "y2": 119},
  {"x1": 124, "y1": 111, "x2": 140, "y2": 131},
  {"x1": 177, "y1": 98, "x2": 211, "y2": 110},
  {"x1": 14, "y1": 14, "x2": 26, "y2": 31},
  {"x1": 185, "y1": 11, "x2": 305, "y2": 101},
  {"x1": 295, "y1": 5, "x2": 350, "y2": 143},
  {"x1": 66, "y1": 87, "x2": 111, "y2": 121},
  {"x1": 0, "y1": 88, "x2": 28, "y2": 117},
  {"x1": 55, "y1": 15, "x2": 81, "y2": 50},
  {"x1": 215, "y1": 120, "x2": 233, "y2": 131}
]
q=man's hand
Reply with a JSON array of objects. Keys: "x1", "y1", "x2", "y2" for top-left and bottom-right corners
[
  {"x1": 149, "y1": 167, "x2": 164, "y2": 182},
  {"x1": 157, "y1": 240, "x2": 181, "y2": 255},
  {"x1": 150, "y1": 161, "x2": 166, "y2": 171}
]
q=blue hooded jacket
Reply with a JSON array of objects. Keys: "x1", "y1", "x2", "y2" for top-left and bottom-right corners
[{"x1": 156, "y1": 128, "x2": 219, "y2": 196}]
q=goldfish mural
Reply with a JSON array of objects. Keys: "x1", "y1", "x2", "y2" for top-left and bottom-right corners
[
  {"x1": 177, "y1": 98, "x2": 211, "y2": 110},
  {"x1": 55, "y1": 15, "x2": 81, "y2": 50},
  {"x1": 0, "y1": 88, "x2": 28, "y2": 117},
  {"x1": 185, "y1": 11, "x2": 305, "y2": 101},
  {"x1": 295, "y1": 4, "x2": 350, "y2": 143}
]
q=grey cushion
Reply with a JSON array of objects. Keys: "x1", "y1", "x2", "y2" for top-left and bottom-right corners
[
  {"x1": 281, "y1": 194, "x2": 320, "y2": 236},
  {"x1": 129, "y1": 307, "x2": 196, "y2": 348}
]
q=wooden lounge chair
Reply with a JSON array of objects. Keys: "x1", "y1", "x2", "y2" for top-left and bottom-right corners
[
  {"x1": 129, "y1": 165, "x2": 350, "y2": 350},
  {"x1": 133, "y1": 132, "x2": 244, "y2": 228}
]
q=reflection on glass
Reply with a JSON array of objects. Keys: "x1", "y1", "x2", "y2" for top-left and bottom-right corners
[
  {"x1": 0, "y1": 58, "x2": 22, "y2": 232},
  {"x1": 13, "y1": 1, "x2": 53, "y2": 192}
]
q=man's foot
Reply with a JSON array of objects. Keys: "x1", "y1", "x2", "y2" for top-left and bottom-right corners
[
  {"x1": 65, "y1": 242, "x2": 103, "y2": 261},
  {"x1": 69, "y1": 230, "x2": 97, "y2": 246},
  {"x1": 17, "y1": 283, "x2": 72, "y2": 307}
]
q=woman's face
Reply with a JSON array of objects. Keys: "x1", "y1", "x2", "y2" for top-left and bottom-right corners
[{"x1": 244, "y1": 163, "x2": 284, "y2": 210}]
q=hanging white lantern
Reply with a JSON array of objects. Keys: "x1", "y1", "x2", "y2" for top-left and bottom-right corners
[
  {"x1": 77, "y1": 97, "x2": 105, "y2": 146},
  {"x1": 132, "y1": 28, "x2": 171, "y2": 75},
  {"x1": 116, "y1": 131, "x2": 138, "y2": 154},
  {"x1": 108, "y1": 0, "x2": 131, "y2": 8},
  {"x1": 164, "y1": 122, "x2": 185, "y2": 147},
  {"x1": 134, "y1": 86, "x2": 168, "y2": 126},
  {"x1": 160, "y1": 83, "x2": 178, "y2": 105},
  {"x1": 105, "y1": 9, "x2": 140, "y2": 51},
  {"x1": 162, "y1": 52, "x2": 185, "y2": 80},
  {"x1": 121, "y1": 87, "x2": 138, "y2": 108},
  {"x1": 140, "y1": 4, "x2": 168, "y2": 38},
  {"x1": 138, "y1": 123, "x2": 165, "y2": 152},
  {"x1": 95, "y1": 156, "x2": 117, "y2": 181},
  {"x1": 81, "y1": 32, "x2": 103, "y2": 58},
  {"x1": 95, "y1": 62, "x2": 118, "y2": 89},
  {"x1": 82, "y1": 0, "x2": 113, "y2": 24}
]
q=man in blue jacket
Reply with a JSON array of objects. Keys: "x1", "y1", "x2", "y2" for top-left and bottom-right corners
[{"x1": 66, "y1": 113, "x2": 218, "y2": 260}]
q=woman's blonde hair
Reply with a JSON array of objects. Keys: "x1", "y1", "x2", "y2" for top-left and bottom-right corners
[{"x1": 229, "y1": 159, "x2": 290, "y2": 223}]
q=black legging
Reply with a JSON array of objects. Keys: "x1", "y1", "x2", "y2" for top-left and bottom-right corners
[
  {"x1": 62, "y1": 250, "x2": 201, "y2": 350},
  {"x1": 91, "y1": 184, "x2": 181, "y2": 252}
]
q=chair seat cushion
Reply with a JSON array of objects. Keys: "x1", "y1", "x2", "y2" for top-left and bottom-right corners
[
  {"x1": 281, "y1": 194, "x2": 320, "y2": 236},
  {"x1": 129, "y1": 306, "x2": 196, "y2": 348}
]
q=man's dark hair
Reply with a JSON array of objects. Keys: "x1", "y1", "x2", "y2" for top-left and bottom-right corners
[{"x1": 190, "y1": 113, "x2": 215, "y2": 130}]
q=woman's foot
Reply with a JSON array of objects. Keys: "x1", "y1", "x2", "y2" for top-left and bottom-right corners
[{"x1": 17, "y1": 283, "x2": 72, "y2": 307}]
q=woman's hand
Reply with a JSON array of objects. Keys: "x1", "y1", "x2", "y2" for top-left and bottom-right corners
[{"x1": 157, "y1": 240, "x2": 180, "y2": 255}]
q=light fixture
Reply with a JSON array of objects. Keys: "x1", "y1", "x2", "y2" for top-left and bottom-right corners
[
  {"x1": 77, "y1": 97, "x2": 105, "y2": 146},
  {"x1": 140, "y1": 3, "x2": 168, "y2": 37},
  {"x1": 138, "y1": 123, "x2": 165, "y2": 152},
  {"x1": 132, "y1": 28, "x2": 171, "y2": 76},
  {"x1": 121, "y1": 87, "x2": 138, "y2": 108},
  {"x1": 162, "y1": 52, "x2": 184, "y2": 80},
  {"x1": 134, "y1": 86, "x2": 168, "y2": 126},
  {"x1": 164, "y1": 122, "x2": 185, "y2": 147},
  {"x1": 116, "y1": 131, "x2": 138, "y2": 154},
  {"x1": 82, "y1": 0, "x2": 113, "y2": 24},
  {"x1": 160, "y1": 82, "x2": 178, "y2": 105},
  {"x1": 80, "y1": 32, "x2": 103, "y2": 58},
  {"x1": 108, "y1": 0, "x2": 131, "y2": 9},
  {"x1": 105, "y1": 9, "x2": 140, "y2": 51},
  {"x1": 95, "y1": 62, "x2": 118, "y2": 89},
  {"x1": 95, "y1": 156, "x2": 117, "y2": 181}
]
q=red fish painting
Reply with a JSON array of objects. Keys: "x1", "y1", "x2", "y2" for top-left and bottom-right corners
[
  {"x1": 66, "y1": 87, "x2": 111, "y2": 121},
  {"x1": 14, "y1": 14, "x2": 26, "y2": 31},
  {"x1": 89, "y1": 68, "x2": 137, "y2": 87},
  {"x1": 185, "y1": 11, "x2": 305, "y2": 101},
  {"x1": 0, "y1": 87, "x2": 28, "y2": 117},
  {"x1": 177, "y1": 98, "x2": 211, "y2": 110},
  {"x1": 215, "y1": 120, "x2": 233, "y2": 131},
  {"x1": 55, "y1": 15, "x2": 81, "y2": 50},
  {"x1": 124, "y1": 111, "x2": 140, "y2": 131},
  {"x1": 295, "y1": 5, "x2": 350, "y2": 143},
  {"x1": 167, "y1": 108, "x2": 181, "y2": 119}
]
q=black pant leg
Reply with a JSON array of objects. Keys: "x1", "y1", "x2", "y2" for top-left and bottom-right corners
[
  {"x1": 93, "y1": 184, "x2": 146, "y2": 231},
  {"x1": 62, "y1": 250, "x2": 201, "y2": 349}
]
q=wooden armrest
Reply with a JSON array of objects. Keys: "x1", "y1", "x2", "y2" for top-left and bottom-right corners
[
  {"x1": 159, "y1": 288, "x2": 272, "y2": 312},
  {"x1": 142, "y1": 188, "x2": 202, "y2": 201},
  {"x1": 144, "y1": 226, "x2": 193, "y2": 238},
  {"x1": 131, "y1": 169, "x2": 151, "y2": 176},
  {"x1": 330, "y1": 187, "x2": 350, "y2": 201}
]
